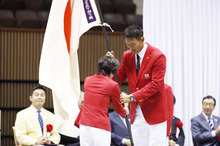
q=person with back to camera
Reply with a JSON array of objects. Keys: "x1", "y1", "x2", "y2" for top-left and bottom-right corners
[
  {"x1": 191, "y1": 95, "x2": 220, "y2": 146},
  {"x1": 107, "y1": 24, "x2": 167, "y2": 146},
  {"x1": 75, "y1": 56, "x2": 128, "y2": 146}
]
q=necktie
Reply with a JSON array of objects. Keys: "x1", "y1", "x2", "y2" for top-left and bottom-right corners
[
  {"x1": 208, "y1": 117, "x2": 218, "y2": 146},
  {"x1": 136, "y1": 54, "x2": 140, "y2": 75},
  {"x1": 37, "y1": 110, "x2": 44, "y2": 134},
  {"x1": 208, "y1": 117, "x2": 215, "y2": 130}
]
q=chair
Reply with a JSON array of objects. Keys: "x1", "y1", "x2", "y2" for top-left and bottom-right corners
[
  {"x1": 0, "y1": 0, "x2": 6, "y2": 8},
  {"x1": 44, "y1": 0, "x2": 52, "y2": 10},
  {"x1": 37, "y1": 10, "x2": 49, "y2": 28},
  {"x1": 15, "y1": 10, "x2": 41, "y2": 28},
  {"x1": 3, "y1": 0, "x2": 25, "y2": 13},
  {"x1": 103, "y1": 13, "x2": 127, "y2": 31},
  {"x1": 111, "y1": 0, "x2": 132, "y2": 8},
  {"x1": 125, "y1": 14, "x2": 142, "y2": 26},
  {"x1": 99, "y1": 0, "x2": 114, "y2": 14},
  {"x1": 25, "y1": 0, "x2": 45, "y2": 11},
  {"x1": 116, "y1": 2, "x2": 136, "y2": 15},
  {"x1": 0, "y1": 9, "x2": 17, "y2": 28},
  {"x1": 12, "y1": 126, "x2": 20, "y2": 146}
]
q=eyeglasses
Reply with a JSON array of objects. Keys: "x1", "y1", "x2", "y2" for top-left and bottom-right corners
[{"x1": 203, "y1": 102, "x2": 214, "y2": 107}]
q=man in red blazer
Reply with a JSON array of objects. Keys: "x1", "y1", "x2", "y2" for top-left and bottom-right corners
[{"x1": 108, "y1": 24, "x2": 168, "y2": 146}]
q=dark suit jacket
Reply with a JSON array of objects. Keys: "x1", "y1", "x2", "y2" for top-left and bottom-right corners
[
  {"x1": 109, "y1": 111, "x2": 130, "y2": 146},
  {"x1": 169, "y1": 116, "x2": 185, "y2": 146},
  {"x1": 191, "y1": 113, "x2": 220, "y2": 146},
  {"x1": 116, "y1": 43, "x2": 167, "y2": 125}
]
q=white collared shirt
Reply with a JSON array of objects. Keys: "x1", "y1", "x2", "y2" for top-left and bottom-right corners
[
  {"x1": 135, "y1": 43, "x2": 148, "y2": 66},
  {"x1": 31, "y1": 104, "x2": 43, "y2": 117}
]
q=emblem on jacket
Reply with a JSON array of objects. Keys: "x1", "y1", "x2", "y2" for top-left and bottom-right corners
[{"x1": 145, "y1": 74, "x2": 150, "y2": 79}]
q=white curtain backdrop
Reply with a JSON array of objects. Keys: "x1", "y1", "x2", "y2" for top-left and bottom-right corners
[{"x1": 143, "y1": 0, "x2": 220, "y2": 145}]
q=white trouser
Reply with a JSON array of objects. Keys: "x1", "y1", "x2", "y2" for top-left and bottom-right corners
[
  {"x1": 80, "y1": 124, "x2": 111, "y2": 146},
  {"x1": 131, "y1": 104, "x2": 167, "y2": 146}
]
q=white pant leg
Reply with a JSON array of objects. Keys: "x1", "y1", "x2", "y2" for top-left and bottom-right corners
[
  {"x1": 93, "y1": 127, "x2": 111, "y2": 146},
  {"x1": 80, "y1": 125, "x2": 93, "y2": 146},
  {"x1": 131, "y1": 105, "x2": 149, "y2": 146},
  {"x1": 148, "y1": 121, "x2": 167, "y2": 146},
  {"x1": 131, "y1": 105, "x2": 167, "y2": 146},
  {"x1": 80, "y1": 124, "x2": 111, "y2": 146},
  {"x1": 131, "y1": 115, "x2": 149, "y2": 146}
]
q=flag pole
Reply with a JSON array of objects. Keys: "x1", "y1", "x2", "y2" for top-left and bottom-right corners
[{"x1": 94, "y1": 0, "x2": 134, "y2": 145}]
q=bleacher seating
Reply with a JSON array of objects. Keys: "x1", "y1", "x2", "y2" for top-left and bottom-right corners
[
  {"x1": 16, "y1": 10, "x2": 41, "y2": 28},
  {"x1": 0, "y1": 9, "x2": 17, "y2": 28},
  {"x1": 2, "y1": 0, "x2": 25, "y2": 14},
  {"x1": 25, "y1": 0, "x2": 45, "y2": 11},
  {"x1": 125, "y1": 14, "x2": 142, "y2": 26},
  {"x1": 116, "y1": 2, "x2": 136, "y2": 16},
  {"x1": 37, "y1": 10, "x2": 49, "y2": 28},
  {"x1": 44, "y1": 0, "x2": 52, "y2": 11},
  {"x1": 103, "y1": 13, "x2": 127, "y2": 31},
  {"x1": 0, "y1": 0, "x2": 141, "y2": 31},
  {"x1": 99, "y1": 0, "x2": 114, "y2": 14}
]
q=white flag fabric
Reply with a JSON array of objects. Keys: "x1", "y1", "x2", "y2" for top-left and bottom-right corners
[{"x1": 39, "y1": 0, "x2": 100, "y2": 137}]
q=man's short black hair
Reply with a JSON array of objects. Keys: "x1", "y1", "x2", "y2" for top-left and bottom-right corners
[
  {"x1": 202, "y1": 95, "x2": 216, "y2": 106},
  {"x1": 97, "y1": 56, "x2": 119, "y2": 76},
  {"x1": 30, "y1": 86, "x2": 47, "y2": 96},
  {"x1": 124, "y1": 24, "x2": 143, "y2": 40}
]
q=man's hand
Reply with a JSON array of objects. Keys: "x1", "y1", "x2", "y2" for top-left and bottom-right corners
[
  {"x1": 124, "y1": 106, "x2": 130, "y2": 115},
  {"x1": 35, "y1": 137, "x2": 46, "y2": 145},
  {"x1": 106, "y1": 51, "x2": 114, "y2": 58},
  {"x1": 124, "y1": 138, "x2": 131, "y2": 146},
  {"x1": 168, "y1": 140, "x2": 176, "y2": 146},
  {"x1": 120, "y1": 94, "x2": 131, "y2": 104},
  {"x1": 45, "y1": 137, "x2": 52, "y2": 144},
  {"x1": 215, "y1": 125, "x2": 220, "y2": 135}
]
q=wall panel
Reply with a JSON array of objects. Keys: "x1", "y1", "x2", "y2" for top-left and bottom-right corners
[{"x1": 0, "y1": 82, "x2": 53, "y2": 108}]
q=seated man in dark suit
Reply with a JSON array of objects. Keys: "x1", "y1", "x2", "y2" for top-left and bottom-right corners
[
  {"x1": 109, "y1": 102, "x2": 131, "y2": 146},
  {"x1": 168, "y1": 96, "x2": 185, "y2": 146},
  {"x1": 191, "y1": 95, "x2": 220, "y2": 146}
]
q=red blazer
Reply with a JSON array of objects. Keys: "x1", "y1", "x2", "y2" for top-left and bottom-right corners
[
  {"x1": 165, "y1": 84, "x2": 174, "y2": 136},
  {"x1": 75, "y1": 74, "x2": 126, "y2": 132},
  {"x1": 117, "y1": 43, "x2": 168, "y2": 125}
]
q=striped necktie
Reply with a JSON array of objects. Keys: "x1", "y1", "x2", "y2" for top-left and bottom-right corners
[
  {"x1": 208, "y1": 117, "x2": 217, "y2": 146},
  {"x1": 208, "y1": 117, "x2": 215, "y2": 130},
  {"x1": 37, "y1": 110, "x2": 44, "y2": 134}
]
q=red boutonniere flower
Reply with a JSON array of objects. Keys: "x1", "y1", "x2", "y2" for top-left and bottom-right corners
[
  {"x1": 217, "y1": 135, "x2": 220, "y2": 142},
  {"x1": 176, "y1": 120, "x2": 183, "y2": 129},
  {"x1": 46, "y1": 124, "x2": 53, "y2": 138}
]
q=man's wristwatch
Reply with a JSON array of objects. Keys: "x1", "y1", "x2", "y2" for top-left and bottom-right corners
[{"x1": 130, "y1": 95, "x2": 136, "y2": 102}]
